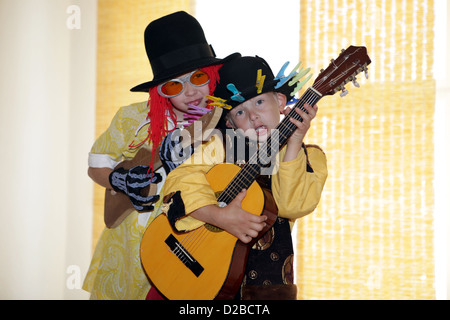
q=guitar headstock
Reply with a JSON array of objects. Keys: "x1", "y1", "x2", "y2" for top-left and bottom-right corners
[{"x1": 312, "y1": 46, "x2": 371, "y2": 97}]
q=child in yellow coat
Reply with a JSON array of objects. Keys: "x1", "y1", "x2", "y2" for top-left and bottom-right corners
[{"x1": 160, "y1": 56, "x2": 328, "y2": 299}]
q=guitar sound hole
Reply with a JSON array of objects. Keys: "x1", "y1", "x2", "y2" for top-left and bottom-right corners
[{"x1": 205, "y1": 223, "x2": 223, "y2": 233}]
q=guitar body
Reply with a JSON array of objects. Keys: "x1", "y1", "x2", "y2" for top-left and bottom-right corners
[
  {"x1": 140, "y1": 163, "x2": 278, "y2": 300},
  {"x1": 104, "y1": 146, "x2": 160, "y2": 228}
]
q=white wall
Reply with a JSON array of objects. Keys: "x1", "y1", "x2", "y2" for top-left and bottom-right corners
[
  {"x1": 0, "y1": 0, "x2": 96, "y2": 299},
  {"x1": 196, "y1": 0, "x2": 300, "y2": 78}
]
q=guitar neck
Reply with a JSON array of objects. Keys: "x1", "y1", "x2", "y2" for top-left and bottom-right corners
[
  {"x1": 217, "y1": 87, "x2": 323, "y2": 205},
  {"x1": 271, "y1": 87, "x2": 323, "y2": 149},
  {"x1": 216, "y1": 45, "x2": 372, "y2": 205}
]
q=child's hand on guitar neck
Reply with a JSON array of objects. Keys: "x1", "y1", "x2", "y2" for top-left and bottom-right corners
[
  {"x1": 190, "y1": 189, "x2": 268, "y2": 244},
  {"x1": 283, "y1": 103, "x2": 318, "y2": 162}
]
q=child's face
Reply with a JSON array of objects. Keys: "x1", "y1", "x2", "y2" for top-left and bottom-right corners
[
  {"x1": 168, "y1": 71, "x2": 210, "y2": 116},
  {"x1": 226, "y1": 92, "x2": 286, "y2": 141}
]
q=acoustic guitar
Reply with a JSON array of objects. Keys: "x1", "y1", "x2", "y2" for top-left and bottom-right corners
[
  {"x1": 140, "y1": 46, "x2": 371, "y2": 299},
  {"x1": 103, "y1": 107, "x2": 223, "y2": 228}
]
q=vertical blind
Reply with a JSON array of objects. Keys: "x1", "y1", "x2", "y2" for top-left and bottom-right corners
[{"x1": 296, "y1": 0, "x2": 435, "y2": 299}]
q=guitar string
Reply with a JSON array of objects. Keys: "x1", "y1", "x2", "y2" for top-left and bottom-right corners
[
  {"x1": 179, "y1": 225, "x2": 203, "y2": 249},
  {"x1": 225, "y1": 61, "x2": 369, "y2": 201},
  {"x1": 216, "y1": 58, "x2": 368, "y2": 202},
  {"x1": 169, "y1": 70, "x2": 357, "y2": 254},
  {"x1": 179, "y1": 223, "x2": 224, "y2": 257},
  {"x1": 165, "y1": 62, "x2": 367, "y2": 261},
  {"x1": 184, "y1": 225, "x2": 210, "y2": 255},
  {"x1": 178, "y1": 222, "x2": 212, "y2": 252},
  {"x1": 165, "y1": 90, "x2": 321, "y2": 258},
  {"x1": 216, "y1": 92, "x2": 312, "y2": 203},
  {"x1": 177, "y1": 212, "x2": 225, "y2": 253},
  {"x1": 167, "y1": 81, "x2": 339, "y2": 257},
  {"x1": 217, "y1": 88, "x2": 320, "y2": 204},
  {"x1": 216, "y1": 60, "x2": 366, "y2": 204},
  {"x1": 216, "y1": 93, "x2": 318, "y2": 204}
]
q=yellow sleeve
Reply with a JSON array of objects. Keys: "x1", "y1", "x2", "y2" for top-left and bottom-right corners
[
  {"x1": 163, "y1": 134, "x2": 225, "y2": 231},
  {"x1": 89, "y1": 106, "x2": 128, "y2": 163},
  {"x1": 89, "y1": 101, "x2": 150, "y2": 167},
  {"x1": 271, "y1": 144, "x2": 328, "y2": 220}
]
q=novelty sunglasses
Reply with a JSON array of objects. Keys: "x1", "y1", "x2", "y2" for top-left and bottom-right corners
[{"x1": 157, "y1": 70, "x2": 210, "y2": 98}]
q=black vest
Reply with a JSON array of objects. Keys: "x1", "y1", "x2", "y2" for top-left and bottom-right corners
[{"x1": 223, "y1": 131, "x2": 295, "y2": 291}]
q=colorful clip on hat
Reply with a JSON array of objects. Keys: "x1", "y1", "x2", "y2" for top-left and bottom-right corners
[
  {"x1": 211, "y1": 56, "x2": 299, "y2": 109},
  {"x1": 130, "y1": 11, "x2": 240, "y2": 92}
]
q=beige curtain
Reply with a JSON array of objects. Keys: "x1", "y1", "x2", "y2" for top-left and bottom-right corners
[
  {"x1": 93, "y1": 0, "x2": 195, "y2": 249},
  {"x1": 296, "y1": 0, "x2": 435, "y2": 299}
]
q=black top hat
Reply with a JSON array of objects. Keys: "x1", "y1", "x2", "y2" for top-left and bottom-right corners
[
  {"x1": 213, "y1": 56, "x2": 295, "y2": 109},
  {"x1": 131, "y1": 11, "x2": 240, "y2": 92}
]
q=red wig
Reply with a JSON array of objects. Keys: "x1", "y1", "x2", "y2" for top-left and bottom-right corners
[{"x1": 144, "y1": 63, "x2": 223, "y2": 173}]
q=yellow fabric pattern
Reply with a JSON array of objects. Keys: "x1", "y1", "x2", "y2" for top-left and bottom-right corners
[
  {"x1": 82, "y1": 206, "x2": 162, "y2": 300},
  {"x1": 90, "y1": 101, "x2": 150, "y2": 163},
  {"x1": 83, "y1": 101, "x2": 165, "y2": 299},
  {"x1": 296, "y1": 0, "x2": 435, "y2": 299}
]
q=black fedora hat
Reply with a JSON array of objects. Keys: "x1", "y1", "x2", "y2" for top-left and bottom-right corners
[
  {"x1": 212, "y1": 56, "x2": 296, "y2": 109},
  {"x1": 131, "y1": 11, "x2": 240, "y2": 92}
]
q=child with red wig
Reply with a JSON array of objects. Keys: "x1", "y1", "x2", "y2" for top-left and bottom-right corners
[{"x1": 83, "y1": 11, "x2": 239, "y2": 300}]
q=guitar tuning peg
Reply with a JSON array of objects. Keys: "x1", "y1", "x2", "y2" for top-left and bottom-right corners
[
  {"x1": 340, "y1": 88, "x2": 349, "y2": 97},
  {"x1": 363, "y1": 66, "x2": 369, "y2": 79},
  {"x1": 352, "y1": 78, "x2": 360, "y2": 88}
]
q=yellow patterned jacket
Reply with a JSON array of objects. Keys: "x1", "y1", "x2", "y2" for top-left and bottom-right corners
[{"x1": 83, "y1": 101, "x2": 184, "y2": 300}]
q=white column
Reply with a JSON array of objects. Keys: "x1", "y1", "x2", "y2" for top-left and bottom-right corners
[{"x1": 0, "y1": 0, "x2": 96, "y2": 299}]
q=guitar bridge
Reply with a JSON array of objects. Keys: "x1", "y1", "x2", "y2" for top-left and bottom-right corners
[{"x1": 165, "y1": 234, "x2": 204, "y2": 277}]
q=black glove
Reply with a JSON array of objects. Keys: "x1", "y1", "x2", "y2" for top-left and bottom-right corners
[
  {"x1": 159, "y1": 129, "x2": 194, "y2": 173},
  {"x1": 109, "y1": 165, "x2": 162, "y2": 211}
]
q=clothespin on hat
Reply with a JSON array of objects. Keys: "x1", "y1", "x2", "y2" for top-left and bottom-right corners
[
  {"x1": 227, "y1": 83, "x2": 245, "y2": 103},
  {"x1": 288, "y1": 66, "x2": 312, "y2": 96},
  {"x1": 255, "y1": 69, "x2": 266, "y2": 94},
  {"x1": 274, "y1": 61, "x2": 300, "y2": 89},
  {"x1": 206, "y1": 95, "x2": 232, "y2": 109},
  {"x1": 274, "y1": 60, "x2": 312, "y2": 96}
]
